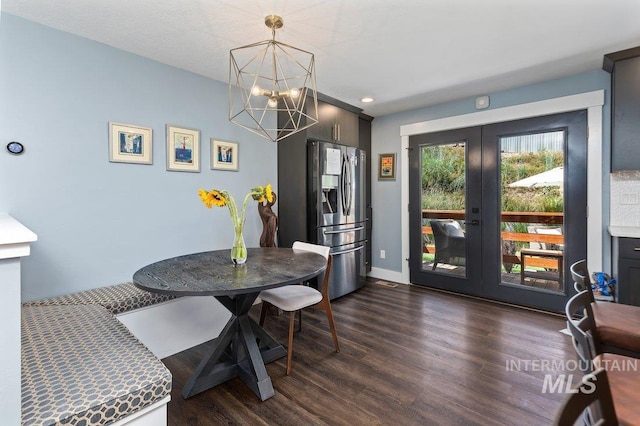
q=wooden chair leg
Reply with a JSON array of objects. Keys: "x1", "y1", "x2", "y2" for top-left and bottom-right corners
[
  {"x1": 286, "y1": 311, "x2": 296, "y2": 375},
  {"x1": 297, "y1": 309, "x2": 302, "y2": 332},
  {"x1": 259, "y1": 301, "x2": 269, "y2": 326},
  {"x1": 324, "y1": 301, "x2": 340, "y2": 353}
]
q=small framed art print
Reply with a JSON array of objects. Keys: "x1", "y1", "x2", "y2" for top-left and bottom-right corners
[
  {"x1": 378, "y1": 153, "x2": 396, "y2": 180},
  {"x1": 108, "y1": 122, "x2": 152, "y2": 164},
  {"x1": 211, "y1": 139, "x2": 238, "y2": 171},
  {"x1": 166, "y1": 125, "x2": 200, "y2": 172}
]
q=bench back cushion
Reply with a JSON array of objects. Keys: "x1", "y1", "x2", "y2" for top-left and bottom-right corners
[{"x1": 22, "y1": 282, "x2": 176, "y2": 315}]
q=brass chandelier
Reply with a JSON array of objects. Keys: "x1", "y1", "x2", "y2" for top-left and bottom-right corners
[{"x1": 229, "y1": 15, "x2": 318, "y2": 142}]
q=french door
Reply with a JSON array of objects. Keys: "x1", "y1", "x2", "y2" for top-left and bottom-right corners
[{"x1": 408, "y1": 111, "x2": 587, "y2": 312}]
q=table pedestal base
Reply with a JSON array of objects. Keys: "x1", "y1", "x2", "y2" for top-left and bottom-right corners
[{"x1": 182, "y1": 293, "x2": 286, "y2": 401}]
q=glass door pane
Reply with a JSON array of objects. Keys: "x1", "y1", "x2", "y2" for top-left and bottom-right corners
[
  {"x1": 481, "y1": 110, "x2": 587, "y2": 313},
  {"x1": 408, "y1": 126, "x2": 482, "y2": 296},
  {"x1": 421, "y1": 143, "x2": 467, "y2": 277},
  {"x1": 499, "y1": 131, "x2": 565, "y2": 293}
]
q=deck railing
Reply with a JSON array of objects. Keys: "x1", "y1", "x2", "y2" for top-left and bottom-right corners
[{"x1": 422, "y1": 209, "x2": 564, "y2": 270}]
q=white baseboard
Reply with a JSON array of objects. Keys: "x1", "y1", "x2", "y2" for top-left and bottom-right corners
[
  {"x1": 368, "y1": 267, "x2": 407, "y2": 285},
  {"x1": 116, "y1": 297, "x2": 231, "y2": 359}
]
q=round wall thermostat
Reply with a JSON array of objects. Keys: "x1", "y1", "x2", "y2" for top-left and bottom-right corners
[{"x1": 7, "y1": 141, "x2": 24, "y2": 155}]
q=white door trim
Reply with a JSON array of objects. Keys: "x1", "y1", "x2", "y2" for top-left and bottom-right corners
[{"x1": 399, "y1": 90, "x2": 605, "y2": 284}]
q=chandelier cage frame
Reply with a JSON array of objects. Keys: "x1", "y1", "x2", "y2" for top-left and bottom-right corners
[{"x1": 228, "y1": 15, "x2": 318, "y2": 142}]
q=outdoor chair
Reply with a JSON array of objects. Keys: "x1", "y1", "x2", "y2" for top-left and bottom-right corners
[
  {"x1": 259, "y1": 241, "x2": 340, "y2": 375},
  {"x1": 570, "y1": 260, "x2": 640, "y2": 357},
  {"x1": 520, "y1": 226, "x2": 564, "y2": 285},
  {"x1": 430, "y1": 219, "x2": 466, "y2": 270}
]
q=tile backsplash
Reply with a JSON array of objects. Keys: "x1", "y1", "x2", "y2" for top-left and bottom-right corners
[{"x1": 610, "y1": 171, "x2": 640, "y2": 227}]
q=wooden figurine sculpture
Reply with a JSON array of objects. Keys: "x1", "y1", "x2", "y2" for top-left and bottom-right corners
[{"x1": 258, "y1": 191, "x2": 278, "y2": 247}]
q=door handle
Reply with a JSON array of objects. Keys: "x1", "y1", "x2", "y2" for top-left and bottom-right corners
[
  {"x1": 340, "y1": 154, "x2": 347, "y2": 214},
  {"x1": 466, "y1": 220, "x2": 480, "y2": 226},
  {"x1": 345, "y1": 155, "x2": 352, "y2": 216},
  {"x1": 332, "y1": 245, "x2": 365, "y2": 256},
  {"x1": 323, "y1": 226, "x2": 365, "y2": 234}
]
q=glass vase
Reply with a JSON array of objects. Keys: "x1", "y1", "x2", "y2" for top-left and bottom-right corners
[{"x1": 231, "y1": 227, "x2": 247, "y2": 265}]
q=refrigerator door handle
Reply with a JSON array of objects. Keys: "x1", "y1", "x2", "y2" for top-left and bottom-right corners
[
  {"x1": 332, "y1": 244, "x2": 365, "y2": 256},
  {"x1": 342, "y1": 152, "x2": 352, "y2": 216},
  {"x1": 323, "y1": 226, "x2": 365, "y2": 235},
  {"x1": 341, "y1": 153, "x2": 349, "y2": 215},
  {"x1": 346, "y1": 155, "x2": 353, "y2": 216}
]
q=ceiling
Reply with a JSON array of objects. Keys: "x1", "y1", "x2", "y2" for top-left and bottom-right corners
[{"x1": 3, "y1": 0, "x2": 640, "y2": 117}]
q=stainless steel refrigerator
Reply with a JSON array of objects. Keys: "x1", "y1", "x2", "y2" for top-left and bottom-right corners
[{"x1": 308, "y1": 140, "x2": 367, "y2": 299}]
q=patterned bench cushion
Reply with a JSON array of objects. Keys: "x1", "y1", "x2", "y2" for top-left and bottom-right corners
[
  {"x1": 22, "y1": 305, "x2": 172, "y2": 426},
  {"x1": 22, "y1": 282, "x2": 176, "y2": 315}
]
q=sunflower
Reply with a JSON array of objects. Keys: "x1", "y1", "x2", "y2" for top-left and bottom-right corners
[
  {"x1": 265, "y1": 183, "x2": 274, "y2": 203},
  {"x1": 209, "y1": 190, "x2": 227, "y2": 207},
  {"x1": 250, "y1": 184, "x2": 274, "y2": 203},
  {"x1": 198, "y1": 188, "x2": 226, "y2": 208}
]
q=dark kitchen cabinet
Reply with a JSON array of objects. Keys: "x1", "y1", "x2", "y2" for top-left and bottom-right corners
[
  {"x1": 360, "y1": 114, "x2": 373, "y2": 272},
  {"x1": 604, "y1": 47, "x2": 640, "y2": 171},
  {"x1": 616, "y1": 238, "x2": 640, "y2": 306},
  {"x1": 306, "y1": 99, "x2": 359, "y2": 146},
  {"x1": 277, "y1": 92, "x2": 371, "y2": 250}
]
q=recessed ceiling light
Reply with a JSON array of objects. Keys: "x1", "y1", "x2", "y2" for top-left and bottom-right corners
[{"x1": 360, "y1": 97, "x2": 374, "y2": 103}]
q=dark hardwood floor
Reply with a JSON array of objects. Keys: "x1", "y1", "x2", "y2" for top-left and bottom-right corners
[{"x1": 162, "y1": 278, "x2": 575, "y2": 425}]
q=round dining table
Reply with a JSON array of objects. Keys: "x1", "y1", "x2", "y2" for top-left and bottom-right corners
[{"x1": 133, "y1": 247, "x2": 327, "y2": 401}]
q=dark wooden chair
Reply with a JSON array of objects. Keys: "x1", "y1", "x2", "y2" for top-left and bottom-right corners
[
  {"x1": 259, "y1": 241, "x2": 339, "y2": 375},
  {"x1": 563, "y1": 290, "x2": 640, "y2": 425},
  {"x1": 571, "y1": 260, "x2": 640, "y2": 358},
  {"x1": 430, "y1": 219, "x2": 466, "y2": 270},
  {"x1": 553, "y1": 368, "x2": 618, "y2": 426}
]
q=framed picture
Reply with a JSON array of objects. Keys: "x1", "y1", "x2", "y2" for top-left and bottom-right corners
[
  {"x1": 211, "y1": 139, "x2": 238, "y2": 171},
  {"x1": 108, "y1": 122, "x2": 152, "y2": 164},
  {"x1": 166, "y1": 125, "x2": 200, "y2": 172},
  {"x1": 378, "y1": 153, "x2": 396, "y2": 180}
]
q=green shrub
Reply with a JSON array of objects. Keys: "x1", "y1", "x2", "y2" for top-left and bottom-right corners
[{"x1": 421, "y1": 146, "x2": 563, "y2": 212}]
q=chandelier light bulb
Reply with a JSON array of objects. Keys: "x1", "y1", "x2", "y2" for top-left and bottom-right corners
[
  {"x1": 289, "y1": 87, "x2": 300, "y2": 99},
  {"x1": 268, "y1": 97, "x2": 278, "y2": 108},
  {"x1": 251, "y1": 85, "x2": 263, "y2": 96}
]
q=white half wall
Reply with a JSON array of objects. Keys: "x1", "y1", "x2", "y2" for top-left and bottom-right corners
[{"x1": 0, "y1": 215, "x2": 37, "y2": 424}]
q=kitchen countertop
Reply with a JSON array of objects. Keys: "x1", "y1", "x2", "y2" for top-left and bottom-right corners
[{"x1": 608, "y1": 225, "x2": 640, "y2": 238}]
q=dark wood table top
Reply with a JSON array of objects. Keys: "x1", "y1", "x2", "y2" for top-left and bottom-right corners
[{"x1": 133, "y1": 247, "x2": 327, "y2": 297}]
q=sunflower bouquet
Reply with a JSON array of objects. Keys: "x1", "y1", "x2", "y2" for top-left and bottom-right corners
[{"x1": 198, "y1": 184, "x2": 274, "y2": 264}]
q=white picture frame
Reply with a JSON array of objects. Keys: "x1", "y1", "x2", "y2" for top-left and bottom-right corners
[
  {"x1": 211, "y1": 139, "x2": 238, "y2": 171},
  {"x1": 108, "y1": 122, "x2": 153, "y2": 165},
  {"x1": 166, "y1": 125, "x2": 200, "y2": 172}
]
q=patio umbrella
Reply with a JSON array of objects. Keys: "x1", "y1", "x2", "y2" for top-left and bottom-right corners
[{"x1": 508, "y1": 166, "x2": 564, "y2": 188}]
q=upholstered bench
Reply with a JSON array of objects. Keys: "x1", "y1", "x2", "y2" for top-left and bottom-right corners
[
  {"x1": 21, "y1": 304, "x2": 172, "y2": 426},
  {"x1": 22, "y1": 281, "x2": 177, "y2": 315}
]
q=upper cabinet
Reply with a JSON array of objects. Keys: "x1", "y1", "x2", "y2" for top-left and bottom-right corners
[
  {"x1": 306, "y1": 98, "x2": 360, "y2": 147},
  {"x1": 604, "y1": 47, "x2": 640, "y2": 171}
]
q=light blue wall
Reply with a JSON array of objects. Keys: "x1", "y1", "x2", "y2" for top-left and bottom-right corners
[
  {"x1": 371, "y1": 70, "x2": 611, "y2": 273},
  {"x1": 0, "y1": 14, "x2": 277, "y2": 300}
]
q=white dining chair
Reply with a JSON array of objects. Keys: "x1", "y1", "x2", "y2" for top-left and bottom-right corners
[{"x1": 259, "y1": 241, "x2": 340, "y2": 375}]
